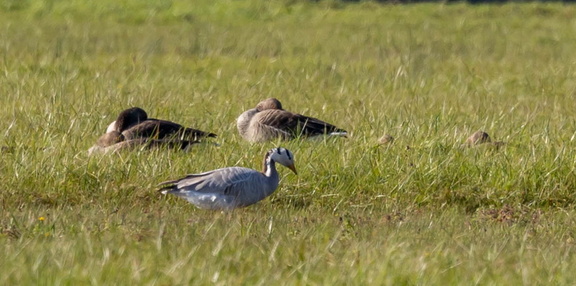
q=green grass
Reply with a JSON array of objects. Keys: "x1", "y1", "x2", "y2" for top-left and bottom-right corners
[{"x1": 2, "y1": 0, "x2": 576, "y2": 284}]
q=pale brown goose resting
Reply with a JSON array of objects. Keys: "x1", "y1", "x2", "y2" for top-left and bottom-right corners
[
  {"x1": 236, "y1": 98, "x2": 347, "y2": 143},
  {"x1": 107, "y1": 107, "x2": 217, "y2": 141}
]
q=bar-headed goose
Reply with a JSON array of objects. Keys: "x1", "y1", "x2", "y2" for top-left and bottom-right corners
[
  {"x1": 107, "y1": 107, "x2": 217, "y2": 141},
  {"x1": 236, "y1": 98, "x2": 347, "y2": 142},
  {"x1": 159, "y1": 147, "x2": 297, "y2": 210}
]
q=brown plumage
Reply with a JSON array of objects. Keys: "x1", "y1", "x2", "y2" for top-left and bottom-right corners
[
  {"x1": 96, "y1": 131, "x2": 125, "y2": 147},
  {"x1": 113, "y1": 107, "x2": 148, "y2": 132},
  {"x1": 108, "y1": 107, "x2": 217, "y2": 141},
  {"x1": 378, "y1": 134, "x2": 395, "y2": 145},
  {"x1": 466, "y1": 131, "x2": 492, "y2": 146},
  {"x1": 121, "y1": 119, "x2": 216, "y2": 141},
  {"x1": 89, "y1": 107, "x2": 216, "y2": 155},
  {"x1": 463, "y1": 130, "x2": 506, "y2": 149},
  {"x1": 237, "y1": 98, "x2": 347, "y2": 143}
]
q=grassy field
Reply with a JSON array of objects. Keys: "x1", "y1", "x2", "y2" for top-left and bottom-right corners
[{"x1": 2, "y1": 0, "x2": 576, "y2": 284}]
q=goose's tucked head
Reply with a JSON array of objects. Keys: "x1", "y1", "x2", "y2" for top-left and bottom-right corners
[
  {"x1": 115, "y1": 107, "x2": 148, "y2": 132},
  {"x1": 256, "y1": 98, "x2": 283, "y2": 111},
  {"x1": 267, "y1": 147, "x2": 297, "y2": 174}
]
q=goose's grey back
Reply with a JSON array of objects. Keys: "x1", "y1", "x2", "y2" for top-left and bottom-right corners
[{"x1": 164, "y1": 166, "x2": 280, "y2": 209}]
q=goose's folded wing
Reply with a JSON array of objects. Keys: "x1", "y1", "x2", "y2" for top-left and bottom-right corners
[
  {"x1": 122, "y1": 120, "x2": 181, "y2": 139},
  {"x1": 149, "y1": 119, "x2": 217, "y2": 139},
  {"x1": 293, "y1": 114, "x2": 347, "y2": 136},
  {"x1": 158, "y1": 167, "x2": 258, "y2": 196},
  {"x1": 123, "y1": 119, "x2": 216, "y2": 140},
  {"x1": 254, "y1": 109, "x2": 300, "y2": 136},
  {"x1": 256, "y1": 109, "x2": 346, "y2": 136},
  {"x1": 180, "y1": 126, "x2": 217, "y2": 139}
]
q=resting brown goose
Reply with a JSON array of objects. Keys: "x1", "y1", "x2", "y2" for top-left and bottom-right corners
[
  {"x1": 236, "y1": 98, "x2": 347, "y2": 143},
  {"x1": 89, "y1": 107, "x2": 215, "y2": 155},
  {"x1": 106, "y1": 107, "x2": 217, "y2": 141}
]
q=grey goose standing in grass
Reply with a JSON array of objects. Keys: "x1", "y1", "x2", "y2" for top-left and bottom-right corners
[
  {"x1": 236, "y1": 98, "x2": 347, "y2": 143},
  {"x1": 106, "y1": 107, "x2": 217, "y2": 141},
  {"x1": 158, "y1": 147, "x2": 297, "y2": 210}
]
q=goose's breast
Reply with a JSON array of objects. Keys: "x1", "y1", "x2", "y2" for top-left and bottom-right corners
[{"x1": 183, "y1": 193, "x2": 238, "y2": 210}]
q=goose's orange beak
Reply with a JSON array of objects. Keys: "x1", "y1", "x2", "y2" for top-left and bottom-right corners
[{"x1": 287, "y1": 164, "x2": 298, "y2": 175}]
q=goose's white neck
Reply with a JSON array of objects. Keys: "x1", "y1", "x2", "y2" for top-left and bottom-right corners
[{"x1": 262, "y1": 154, "x2": 278, "y2": 178}]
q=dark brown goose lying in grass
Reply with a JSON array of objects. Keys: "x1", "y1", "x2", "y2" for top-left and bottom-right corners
[
  {"x1": 106, "y1": 107, "x2": 217, "y2": 141},
  {"x1": 236, "y1": 98, "x2": 347, "y2": 143},
  {"x1": 89, "y1": 107, "x2": 216, "y2": 154}
]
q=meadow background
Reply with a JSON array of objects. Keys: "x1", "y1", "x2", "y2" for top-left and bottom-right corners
[{"x1": 1, "y1": 0, "x2": 576, "y2": 284}]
